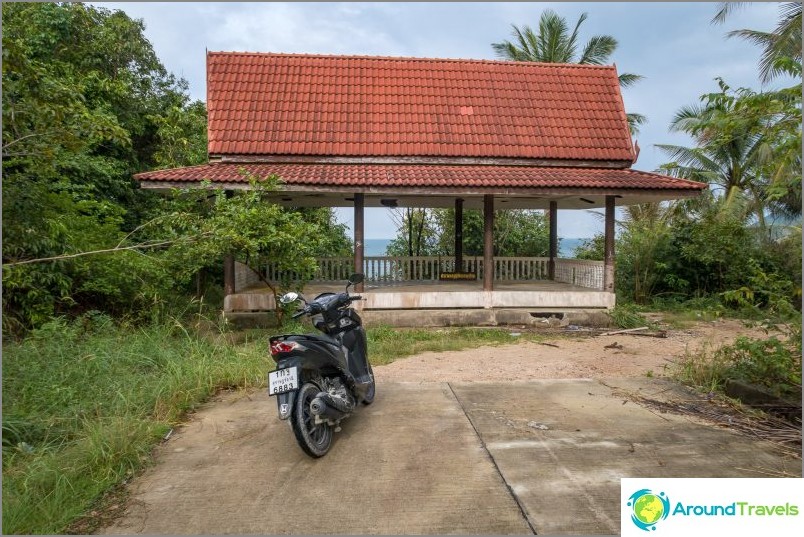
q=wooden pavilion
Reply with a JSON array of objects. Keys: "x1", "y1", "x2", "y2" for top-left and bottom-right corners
[{"x1": 135, "y1": 52, "x2": 705, "y2": 325}]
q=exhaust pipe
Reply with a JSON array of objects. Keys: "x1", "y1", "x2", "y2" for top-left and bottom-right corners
[
  {"x1": 310, "y1": 390, "x2": 356, "y2": 420},
  {"x1": 310, "y1": 396, "x2": 347, "y2": 420}
]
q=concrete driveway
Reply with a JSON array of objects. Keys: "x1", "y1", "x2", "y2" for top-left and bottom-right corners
[{"x1": 101, "y1": 379, "x2": 800, "y2": 535}]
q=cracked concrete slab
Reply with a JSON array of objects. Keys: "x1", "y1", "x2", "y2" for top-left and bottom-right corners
[
  {"x1": 101, "y1": 383, "x2": 531, "y2": 535},
  {"x1": 99, "y1": 379, "x2": 799, "y2": 535},
  {"x1": 450, "y1": 378, "x2": 801, "y2": 535}
]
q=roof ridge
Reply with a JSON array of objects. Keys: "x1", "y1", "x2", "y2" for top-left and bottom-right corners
[{"x1": 206, "y1": 51, "x2": 616, "y2": 70}]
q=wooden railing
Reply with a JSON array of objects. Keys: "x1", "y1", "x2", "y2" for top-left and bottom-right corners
[{"x1": 260, "y1": 256, "x2": 603, "y2": 289}]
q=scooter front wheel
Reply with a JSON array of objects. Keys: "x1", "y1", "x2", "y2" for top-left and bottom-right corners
[
  {"x1": 362, "y1": 362, "x2": 376, "y2": 405},
  {"x1": 291, "y1": 381, "x2": 333, "y2": 458}
]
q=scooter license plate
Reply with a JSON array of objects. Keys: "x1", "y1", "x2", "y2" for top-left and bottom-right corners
[{"x1": 268, "y1": 367, "x2": 299, "y2": 396}]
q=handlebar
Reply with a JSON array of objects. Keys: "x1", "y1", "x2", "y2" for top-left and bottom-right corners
[{"x1": 290, "y1": 294, "x2": 362, "y2": 319}]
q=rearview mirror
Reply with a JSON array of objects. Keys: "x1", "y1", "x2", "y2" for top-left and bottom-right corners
[
  {"x1": 279, "y1": 292, "x2": 299, "y2": 305},
  {"x1": 348, "y1": 273, "x2": 365, "y2": 285}
]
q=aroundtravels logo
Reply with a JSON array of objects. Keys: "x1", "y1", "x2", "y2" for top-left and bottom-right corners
[
  {"x1": 622, "y1": 479, "x2": 803, "y2": 536},
  {"x1": 623, "y1": 480, "x2": 802, "y2": 534},
  {"x1": 627, "y1": 489, "x2": 670, "y2": 531}
]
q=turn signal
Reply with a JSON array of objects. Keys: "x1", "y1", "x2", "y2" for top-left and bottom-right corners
[{"x1": 270, "y1": 340, "x2": 298, "y2": 356}]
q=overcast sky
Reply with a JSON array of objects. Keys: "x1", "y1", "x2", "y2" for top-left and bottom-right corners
[{"x1": 95, "y1": 1, "x2": 786, "y2": 239}]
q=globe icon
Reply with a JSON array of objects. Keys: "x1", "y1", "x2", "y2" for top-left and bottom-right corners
[{"x1": 633, "y1": 493, "x2": 664, "y2": 525}]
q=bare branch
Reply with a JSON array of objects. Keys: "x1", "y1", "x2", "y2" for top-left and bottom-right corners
[
  {"x1": 1, "y1": 132, "x2": 54, "y2": 151},
  {"x1": 2, "y1": 234, "x2": 212, "y2": 267}
]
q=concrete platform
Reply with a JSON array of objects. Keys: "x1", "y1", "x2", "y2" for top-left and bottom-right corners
[
  {"x1": 101, "y1": 380, "x2": 801, "y2": 535},
  {"x1": 224, "y1": 280, "x2": 615, "y2": 328},
  {"x1": 225, "y1": 280, "x2": 615, "y2": 312}
]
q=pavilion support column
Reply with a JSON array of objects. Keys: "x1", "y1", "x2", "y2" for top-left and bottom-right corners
[
  {"x1": 483, "y1": 194, "x2": 494, "y2": 292},
  {"x1": 223, "y1": 254, "x2": 235, "y2": 297},
  {"x1": 354, "y1": 193, "x2": 365, "y2": 292},
  {"x1": 548, "y1": 201, "x2": 558, "y2": 280},
  {"x1": 604, "y1": 195, "x2": 616, "y2": 293},
  {"x1": 454, "y1": 198, "x2": 464, "y2": 272},
  {"x1": 223, "y1": 189, "x2": 236, "y2": 300}
]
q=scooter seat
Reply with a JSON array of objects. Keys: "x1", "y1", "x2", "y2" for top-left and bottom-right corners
[{"x1": 288, "y1": 332, "x2": 340, "y2": 347}]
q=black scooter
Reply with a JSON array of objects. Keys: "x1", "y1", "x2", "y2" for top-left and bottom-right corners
[{"x1": 267, "y1": 274, "x2": 375, "y2": 458}]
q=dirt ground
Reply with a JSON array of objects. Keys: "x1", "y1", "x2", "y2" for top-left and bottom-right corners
[
  {"x1": 92, "y1": 316, "x2": 797, "y2": 535},
  {"x1": 373, "y1": 317, "x2": 768, "y2": 383}
]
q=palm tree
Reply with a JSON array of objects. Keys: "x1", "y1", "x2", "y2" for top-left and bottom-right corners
[
  {"x1": 713, "y1": 2, "x2": 802, "y2": 83},
  {"x1": 709, "y1": 2, "x2": 802, "y2": 219},
  {"x1": 491, "y1": 9, "x2": 645, "y2": 134},
  {"x1": 655, "y1": 79, "x2": 786, "y2": 229}
]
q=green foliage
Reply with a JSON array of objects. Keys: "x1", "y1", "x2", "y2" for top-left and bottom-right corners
[
  {"x1": 387, "y1": 208, "x2": 549, "y2": 258},
  {"x1": 1, "y1": 3, "x2": 350, "y2": 333},
  {"x1": 1, "y1": 2, "x2": 201, "y2": 333},
  {"x1": 721, "y1": 259, "x2": 801, "y2": 319},
  {"x1": 386, "y1": 208, "x2": 441, "y2": 256},
  {"x1": 714, "y1": 2, "x2": 802, "y2": 84},
  {"x1": 573, "y1": 233, "x2": 605, "y2": 261},
  {"x1": 615, "y1": 204, "x2": 674, "y2": 303},
  {"x1": 611, "y1": 198, "x2": 801, "y2": 316},
  {"x1": 296, "y1": 208, "x2": 354, "y2": 257},
  {"x1": 150, "y1": 100, "x2": 208, "y2": 169},
  {"x1": 718, "y1": 331, "x2": 802, "y2": 399},
  {"x1": 148, "y1": 176, "x2": 329, "y2": 288},
  {"x1": 670, "y1": 205, "x2": 759, "y2": 295},
  {"x1": 1, "y1": 316, "x2": 269, "y2": 534},
  {"x1": 675, "y1": 325, "x2": 802, "y2": 401}
]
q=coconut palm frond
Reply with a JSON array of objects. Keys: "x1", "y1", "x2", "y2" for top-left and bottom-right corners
[
  {"x1": 491, "y1": 39, "x2": 520, "y2": 60},
  {"x1": 711, "y1": 1, "x2": 750, "y2": 24},
  {"x1": 579, "y1": 35, "x2": 617, "y2": 65},
  {"x1": 537, "y1": 10, "x2": 571, "y2": 62},
  {"x1": 565, "y1": 11, "x2": 588, "y2": 62},
  {"x1": 618, "y1": 72, "x2": 645, "y2": 88},
  {"x1": 723, "y1": 2, "x2": 802, "y2": 83},
  {"x1": 668, "y1": 104, "x2": 711, "y2": 134},
  {"x1": 728, "y1": 28, "x2": 800, "y2": 82},
  {"x1": 655, "y1": 145, "x2": 724, "y2": 180},
  {"x1": 626, "y1": 112, "x2": 647, "y2": 136}
]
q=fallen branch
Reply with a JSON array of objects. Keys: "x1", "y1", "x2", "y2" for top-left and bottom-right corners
[
  {"x1": 600, "y1": 326, "x2": 649, "y2": 336},
  {"x1": 625, "y1": 331, "x2": 668, "y2": 339}
]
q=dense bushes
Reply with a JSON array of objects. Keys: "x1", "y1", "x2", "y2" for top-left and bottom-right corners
[{"x1": 575, "y1": 202, "x2": 801, "y2": 319}]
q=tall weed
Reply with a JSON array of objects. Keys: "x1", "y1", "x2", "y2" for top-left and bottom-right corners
[
  {"x1": 674, "y1": 324, "x2": 802, "y2": 401},
  {"x1": 2, "y1": 316, "x2": 268, "y2": 534}
]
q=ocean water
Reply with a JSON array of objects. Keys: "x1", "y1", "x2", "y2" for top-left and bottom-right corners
[{"x1": 363, "y1": 238, "x2": 587, "y2": 258}]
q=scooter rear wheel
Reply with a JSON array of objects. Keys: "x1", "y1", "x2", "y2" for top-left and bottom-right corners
[{"x1": 291, "y1": 381, "x2": 333, "y2": 458}]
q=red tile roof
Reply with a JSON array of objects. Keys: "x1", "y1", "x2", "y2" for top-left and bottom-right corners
[
  {"x1": 207, "y1": 52, "x2": 636, "y2": 162},
  {"x1": 136, "y1": 163, "x2": 705, "y2": 192}
]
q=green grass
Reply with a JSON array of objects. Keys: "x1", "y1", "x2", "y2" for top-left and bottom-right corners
[
  {"x1": 367, "y1": 325, "x2": 543, "y2": 365},
  {"x1": 2, "y1": 317, "x2": 540, "y2": 533},
  {"x1": 607, "y1": 304, "x2": 660, "y2": 330},
  {"x1": 2, "y1": 315, "x2": 268, "y2": 535}
]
